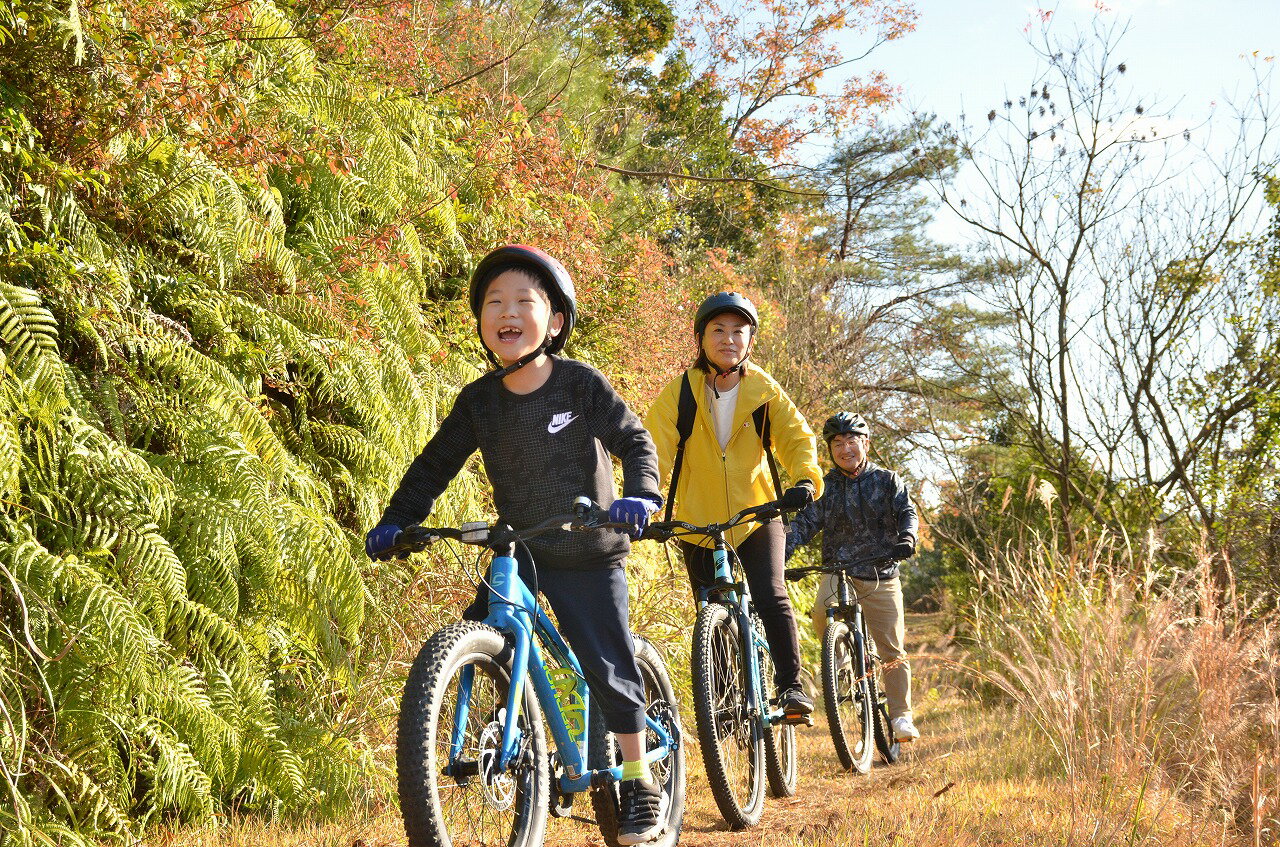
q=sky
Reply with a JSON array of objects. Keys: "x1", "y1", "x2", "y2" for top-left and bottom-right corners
[
  {"x1": 870, "y1": 0, "x2": 1277, "y2": 130},
  {"x1": 818, "y1": 0, "x2": 1280, "y2": 245}
]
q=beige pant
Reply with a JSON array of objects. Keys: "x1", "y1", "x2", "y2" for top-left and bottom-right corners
[{"x1": 812, "y1": 574, "x2": 911, "y2": 720}]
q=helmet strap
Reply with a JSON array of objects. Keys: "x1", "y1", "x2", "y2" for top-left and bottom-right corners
[{"x1": 490, "y1": 337, "x2": 551, "y2": 379}]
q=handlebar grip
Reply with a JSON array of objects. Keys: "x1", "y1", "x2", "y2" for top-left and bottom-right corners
[{"x1": 783, "y1": 567, "x2": 808, "y2": 581}]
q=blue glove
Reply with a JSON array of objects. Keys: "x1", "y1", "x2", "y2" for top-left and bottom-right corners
[
  {"x1": 609, "y1": 497, "x2": 657, "y2": 539},
  {"x1": 365, "y1": 524, "x2": 403, "y2": 560}
]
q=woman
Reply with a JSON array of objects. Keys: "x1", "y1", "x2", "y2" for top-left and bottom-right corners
[{"x1": 644, "y1": 291, "x2": 823, "y2": 718}]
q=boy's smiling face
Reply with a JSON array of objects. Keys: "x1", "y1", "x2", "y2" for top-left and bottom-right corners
[{"x1": 479, "y1": 269, "x2": 564, "y2": 365}]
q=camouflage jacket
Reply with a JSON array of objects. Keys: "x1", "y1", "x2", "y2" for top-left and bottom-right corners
[{"x1": 784, "y1": 463, "x2": 918, "y2": 580}]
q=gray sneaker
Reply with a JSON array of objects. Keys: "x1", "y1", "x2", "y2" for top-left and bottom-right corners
[{"x1": 617, "y1": 778, "x2": 666, "y2": 845}]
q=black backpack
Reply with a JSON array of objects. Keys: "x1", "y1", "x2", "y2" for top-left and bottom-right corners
[{"x1": 664, "y1": 372, "x2": 781, "y2": 521}]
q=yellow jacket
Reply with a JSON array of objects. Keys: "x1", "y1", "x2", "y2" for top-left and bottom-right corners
[{"x1": 644, "y1": 365, "x2": 824, "y2": 549}]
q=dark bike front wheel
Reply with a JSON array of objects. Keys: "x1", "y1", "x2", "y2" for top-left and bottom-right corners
[
  {"x1": 754, "y1": 616, "x2": 797, "y2": 798},
  {"x1": 589, "y1": 635, "x2": 686, "y2": 847},
  {"x1": 692, "y1": 602, "x2": 765, "y2": 829},
  {"x1": 821, "y1": 617, "x2": 873, "y2": 774},
  {"x1": 864, "y1": 618, "x2": 901, "y2": 764},
  {"x1": 398, "y1": 622, "x2": 550, "y2": 847}
]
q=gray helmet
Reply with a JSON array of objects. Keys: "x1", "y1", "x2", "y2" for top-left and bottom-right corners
[
  {"x1": 470, "y1": 245, "x2": 576, "y2": 355},
  {"x1": 823, "y1": 412, "x2": 870, "y2": 443},
  {"x1": 694, "y1": 291, "x2": 759, "y2": 335}
]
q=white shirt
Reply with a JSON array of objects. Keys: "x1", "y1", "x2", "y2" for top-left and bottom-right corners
[{"x1": 706, "y1": 381, "x2": 740, "y2": 451}]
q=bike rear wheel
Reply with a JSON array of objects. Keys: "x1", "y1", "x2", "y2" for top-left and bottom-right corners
[
  {"x1": 692, "y1": 602, "x2": 765, "y2": 829},
  {"x1": 755, "y1": 618, "x2": 797, "y2": 798},
  {"x1": 398, "y1": 622, "x2": 550, "y2": 847},
  {"x1": 589, "y1": 635, "x2": 686, "y2": 847},
  {"x1": 821, "y1": 618, "x2": 873, "y2": 774}
]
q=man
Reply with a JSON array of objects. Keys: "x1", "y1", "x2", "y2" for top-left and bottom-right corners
[{"x1": 785, "y1": 412, "x2": 921, "y2": 742}]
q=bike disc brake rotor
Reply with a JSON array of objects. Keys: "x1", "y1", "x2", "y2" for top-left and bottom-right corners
[{"x1": 477, "y1": 720, "x2": 517, "y2": 811}]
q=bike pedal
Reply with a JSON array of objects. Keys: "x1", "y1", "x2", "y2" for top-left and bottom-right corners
[{"x1": 782, "y1": 713, "x2": 814, "y2": 726}]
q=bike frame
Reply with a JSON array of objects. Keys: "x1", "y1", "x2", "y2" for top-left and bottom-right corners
[
  {"x1": 698, "y1": 539, "x2": 786, "y2": 730},
  {"x1": 449, "y1": 544, "x2": 675, "y2": 794}
]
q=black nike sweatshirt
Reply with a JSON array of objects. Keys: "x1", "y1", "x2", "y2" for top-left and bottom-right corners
[{"x1": 380, "y1": 357, "x2": 663, "y2": 570}]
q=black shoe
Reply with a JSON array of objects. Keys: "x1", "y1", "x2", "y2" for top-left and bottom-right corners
[
  {"x1": 617, "y1": 778, "x2": 665, "y2": 845},
  {"x1": 779, "y1": 687, "x2": 815, "y2": 716}
]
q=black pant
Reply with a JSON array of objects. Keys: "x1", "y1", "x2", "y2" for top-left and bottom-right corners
[
  {"x1": 464, "y1": 551, "x2": 648, "y2": 735},
  {"x1": 679, "y1": 519, "x2": 803, "y2": 692}
]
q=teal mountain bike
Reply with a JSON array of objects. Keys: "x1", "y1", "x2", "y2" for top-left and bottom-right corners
[
  {"x1": 391, "y1": 499, "x2": 686, "y2": 847},
  {"x1": 645, "y1": 498, "x2": 801, "y2": 830}
]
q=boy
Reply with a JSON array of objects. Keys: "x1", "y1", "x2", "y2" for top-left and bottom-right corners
[
  {"x1": 366, "y1": 245, "x2": 667, "y2": 843},
  {"x1": 784, "y1": 412, "x2": 921, "y2": 742}
]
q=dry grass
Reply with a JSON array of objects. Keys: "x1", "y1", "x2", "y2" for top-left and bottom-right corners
[{"x1": 962, "y1": 545, "x2": 1280, "y2": 847}]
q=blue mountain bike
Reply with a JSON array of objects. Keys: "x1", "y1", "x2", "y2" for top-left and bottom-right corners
[
  {"x1": 390, "y1": 499, "x2": 685, "y2": 847},
  {"x1": 646, "y1": 499, "x2": 802, "y2": 830}
]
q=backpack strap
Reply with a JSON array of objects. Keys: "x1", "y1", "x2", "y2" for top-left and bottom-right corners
[
  {"x1": 665, "y1": 372, "x2": 697, "y2": 521},
  {"x1": 752, "y1": 401, "x2": 782, "y2": 499}
]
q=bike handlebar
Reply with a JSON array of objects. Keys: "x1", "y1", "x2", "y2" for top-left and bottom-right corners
[
  {"x1": 783, "y1": 556, "x2": 897, "y2": 582},
  {"x1": 381, "y1": 497, "x2": 638, "y2": 557},
  {"x1": 643, "y1": 498, "x2": 789, "y2": 544}
]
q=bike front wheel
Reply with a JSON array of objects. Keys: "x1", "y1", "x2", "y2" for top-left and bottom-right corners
[
  {"x1": 692, "y1": 602, "x2": 765, "y2": 829},
  {"x1": 821, "y1": 618, "x2": 874, "y2": 774},
  {"x1": 589, "y1": 635, "x2": 686, "y2": 847},
  {"x1": 398, "y1": 622, "x2": 550, "y2": 847}
]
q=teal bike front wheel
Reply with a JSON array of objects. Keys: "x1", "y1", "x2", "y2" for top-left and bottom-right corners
[
  {"x1": 692, "y1": 602, "x2": 765, "y2": 829},
  {"x1": 397, "y1": 622, "x2": 550, "y2": 847}
]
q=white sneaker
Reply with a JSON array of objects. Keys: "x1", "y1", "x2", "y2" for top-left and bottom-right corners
[{"x1": 892, "y1": 715, "x2": 920, "y2": 742}]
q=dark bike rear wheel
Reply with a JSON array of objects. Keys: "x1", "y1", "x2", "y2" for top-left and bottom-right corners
[
  {"x1": 821, "y1": 618, "x2": 873, "y2": 774},
  {"x1": 864, "y1": 618, "x2": 901, "y2": 764},
  {"x1": 692, "y1": 602, "x2": 765, "y2": 829},
  {"x1": 589, "y1": 635, "x2": 686, "y2": 847},
  {"x1": 755, "y1": 617, "x2": 797, "y2": 798},
  {"x1": 398, "y1": 622, "x2": 549, "y2": 847}
]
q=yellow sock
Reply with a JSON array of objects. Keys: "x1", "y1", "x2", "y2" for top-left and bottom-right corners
[{"x1": 621, "y1": 758, "x2": 652, "y2": 782}]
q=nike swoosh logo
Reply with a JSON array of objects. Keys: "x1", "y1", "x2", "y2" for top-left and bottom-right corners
[{"x1": 547, "y1": 413, "x2": 578, "y2": 434}]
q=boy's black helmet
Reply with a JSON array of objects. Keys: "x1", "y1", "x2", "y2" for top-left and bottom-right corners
[
  {"x1": 470, "y1": 245, "x2": 577, "y2": 355},
  {"x1": 694, "y1": 291, "x2": 759, "y2": 335},
  {"x1": 823, "y1": 412, "x2": 870, "y2": 442}
]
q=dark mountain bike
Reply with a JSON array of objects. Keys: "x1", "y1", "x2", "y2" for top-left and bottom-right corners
[
  {"x1": 645, "y1": 499, "x2": 802, "y2": 830},
  {"x1": 391, "y1": 499, "x2": 685, "y2": 847},
  {"x1": 785, "y1": 558, "x2": 900, "y2": 772}
]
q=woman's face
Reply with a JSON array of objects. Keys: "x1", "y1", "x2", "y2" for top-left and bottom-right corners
[{"x1": 700, "y1": 312, "x2": 753, "y2": 372}]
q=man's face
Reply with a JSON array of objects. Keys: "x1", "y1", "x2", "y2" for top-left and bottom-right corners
[
  {"x1": 479, "y1": 270, "x2": 564, "y2": 365},
  {"x1": 829, "y1": 432, "x2": 869, "y2": 473},
  {"x1": 700, "y1": 312, "x2": 753, "y2": 371}
]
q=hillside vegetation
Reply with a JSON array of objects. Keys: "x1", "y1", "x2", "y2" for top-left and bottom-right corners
[{"x1": 1, "y1": 0, "x2": 1277, "y2": 845}]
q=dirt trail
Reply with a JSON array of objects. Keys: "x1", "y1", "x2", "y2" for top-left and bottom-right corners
[{"x1": 543, "y1": 613, "x2": 959, "y2": 847}]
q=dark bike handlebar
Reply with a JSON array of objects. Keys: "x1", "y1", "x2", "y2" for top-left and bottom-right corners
[
  {"x1": 382, "y1": 497, "x2": 638, "y2": 557},
  {"x1": 643, "y1": 498, "x2": 791, "y2": 544},
  {"x1": 783, "y1": 556, "x2": 897, "y2": 582}
]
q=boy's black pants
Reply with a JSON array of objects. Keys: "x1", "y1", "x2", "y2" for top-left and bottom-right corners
[
  {"x1": 679, "y1": 518, "x2": 803, "y2": 693},
  {"x1": 463, "y1": 549, "x2": 648, "y2": 735}
]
